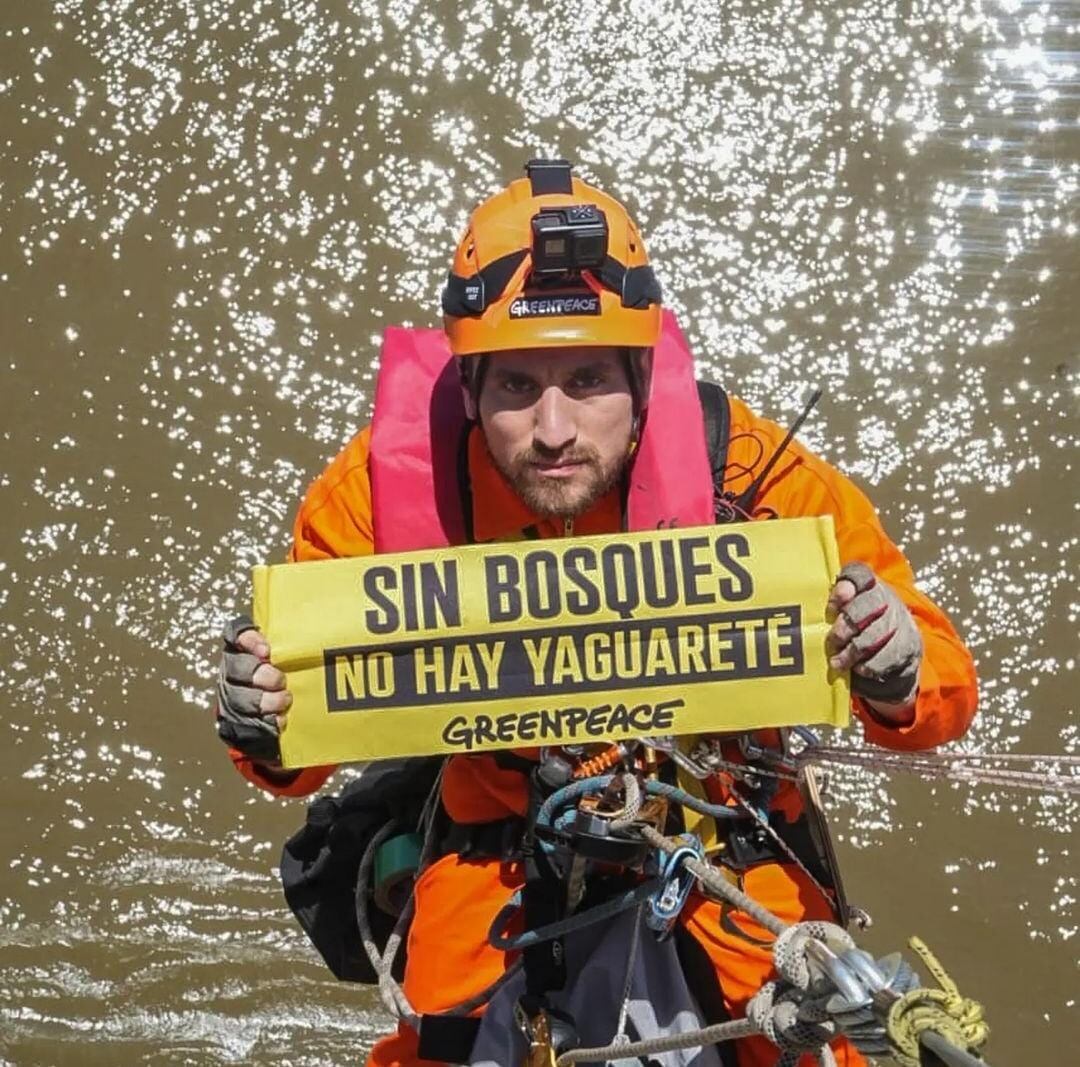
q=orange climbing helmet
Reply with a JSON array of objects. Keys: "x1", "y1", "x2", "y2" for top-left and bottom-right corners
[{"x1": 441, "y1": 159, "x2": 662, "y2": 357}]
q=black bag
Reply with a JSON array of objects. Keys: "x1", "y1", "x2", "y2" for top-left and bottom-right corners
[{"x1": 279, "y1": 757, "x2": 443, "y2": 982}]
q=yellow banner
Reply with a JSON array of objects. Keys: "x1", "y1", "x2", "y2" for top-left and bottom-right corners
[{"x1": 253, "y1": 517, "x2": 849, "y2": 767}]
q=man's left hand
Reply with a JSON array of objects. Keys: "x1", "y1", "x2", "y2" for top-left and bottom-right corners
[{"x1": 827, "y1": 562, "x2": 922, "y2": 721}]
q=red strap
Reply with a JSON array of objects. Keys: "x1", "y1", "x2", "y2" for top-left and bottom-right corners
[
  {"x1": 625, "y1": 310, "x2": 714, "y2": 530},
  {"x1": 370, "y1": 326, "x2": 468, "y2": 552}
]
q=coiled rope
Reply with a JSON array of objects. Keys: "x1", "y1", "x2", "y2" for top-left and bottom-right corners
[
  {"x1": 535, "y1": 774, "x2": 745, "y2": 836},
  {"x1": 886, "y1": 937, "x2": 990, "y2": 1067}
]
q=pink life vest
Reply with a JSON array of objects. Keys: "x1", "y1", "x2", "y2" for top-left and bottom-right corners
[{"x1": 368, "y1": 310, "x2": 714, "y2": 552}]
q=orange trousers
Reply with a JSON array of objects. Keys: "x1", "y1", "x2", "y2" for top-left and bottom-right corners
[{"x1": 367, "y1": 854, "x2": 863, "y2": 1067}]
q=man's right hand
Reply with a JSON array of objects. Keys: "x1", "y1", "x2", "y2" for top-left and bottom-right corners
[{"x1": 215, "y1": 614, "x2": 293, "y2": 765}]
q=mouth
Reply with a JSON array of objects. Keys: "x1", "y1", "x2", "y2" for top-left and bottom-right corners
[{"x1": 531, "y1": 460, "x2": 586, "y2": 479}]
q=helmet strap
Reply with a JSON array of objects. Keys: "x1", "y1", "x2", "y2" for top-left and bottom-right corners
[
  {"x1": 459, "y1": 354, "x2": 490, "y2": 419},
  {"x1": 620, "y1": 347, "x2": 652, "y2": 431}
]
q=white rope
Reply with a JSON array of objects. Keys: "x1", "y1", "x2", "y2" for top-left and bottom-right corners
[
  {"x1": 689, "y1": 737, "x2": 1080, "y2": 795},
  {"x1": 801, "y1": 746, "x2": 1080, "y2": 796},
  {"x1": 610, "y1": 770, "x2": 644, "y2": 830}
]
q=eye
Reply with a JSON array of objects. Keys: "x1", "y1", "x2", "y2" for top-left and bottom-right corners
[
  {"x1": 501, "y1": 372, "x2": 538, "y2": 396},
  {"x1": 568, "y1": 368, "x2": 605, "y2": 392}
]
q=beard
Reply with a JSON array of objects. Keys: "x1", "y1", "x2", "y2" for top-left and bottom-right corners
[{"x1": 492, "y1": 442, "x2": 629, "y2": 519}]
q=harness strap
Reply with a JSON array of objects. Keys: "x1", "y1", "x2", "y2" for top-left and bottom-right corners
[
  {"x1": 440, "y1": 249, "x2": 529, "y2": 317},
  {"x1": 593, "y1": 255, "x2": 664, "y2": 309},
  {"x1": 697, "y1": 379, "x2": 732, "y2": 500},
  {"x1": 438, "y1": 814, "x2": 526, "y2": 862},
  {"x1": 522, "y1": 775, "x2": 568, "y2": 997},
  {"x1": 416, "y1": 1014, "x2": 482, "y2": 1065},
  {"x1": 492, "y1": 749, "x2": 538, "y2": 775}
]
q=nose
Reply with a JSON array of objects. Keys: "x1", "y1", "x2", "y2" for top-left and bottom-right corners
[{"x1": 533, "y1": 385, "x2": 577, "y2": 453}]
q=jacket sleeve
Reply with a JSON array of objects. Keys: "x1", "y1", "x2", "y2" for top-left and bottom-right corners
[
  {"x1": 227, "y1": 426, "x2": 377, "y2": 797},
  {"x1": 725, "y1": 397, "x2": 978, "y2": 751}
]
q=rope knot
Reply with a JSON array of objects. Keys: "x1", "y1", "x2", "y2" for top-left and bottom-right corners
[
  {"x1": 886, "y1": 937, "x2": 990, "y2": 1067},
  {"x1": 741, "y1": 921, "x2": 864, "y2": 1065},
  {"x1": 746, "y1": 980, "x2": 837, "y2": 1065},
  {"x1": 773, "y1": 921, "x2": 855, "y2": 989}
]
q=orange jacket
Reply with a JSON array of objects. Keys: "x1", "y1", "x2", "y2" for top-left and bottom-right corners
[{"x1": 229, "y1": 395, "x2": 978, "y2": 813}]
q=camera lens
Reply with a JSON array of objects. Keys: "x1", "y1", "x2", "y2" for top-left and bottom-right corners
[{"x1": 573, "y1": 233, "x2": 605, "y2": 267}]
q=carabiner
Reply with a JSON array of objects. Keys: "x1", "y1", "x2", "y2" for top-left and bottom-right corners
[{"x1": 645, "y1": 834, "x2": 704, "y2": 939}]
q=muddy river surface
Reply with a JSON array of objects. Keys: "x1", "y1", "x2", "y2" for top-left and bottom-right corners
[{"x1": 1, "y1": 1, "x2": 1077, "y2": 1063}]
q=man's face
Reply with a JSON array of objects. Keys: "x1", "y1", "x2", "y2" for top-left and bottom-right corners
[{"x1": 470, "y1": 346, "x2": 635, "y2": 519}]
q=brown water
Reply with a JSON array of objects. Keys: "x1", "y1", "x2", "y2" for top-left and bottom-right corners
[{"x1": 1, "y1": 1, "x2": 1077, "y2": 1063}]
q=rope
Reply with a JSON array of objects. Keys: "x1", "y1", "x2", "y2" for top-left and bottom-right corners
[
  {"x1": 554, "y1": 1019, "x2": 757, "y2": 1065},
  {"x1": 612, "y1": 904, "x2": 643, "y2": 1043},
  {"x1": 536, "y1": 775, "x2": 746, "y2": 835},
  {"x1": 358, "y1": 746, "x2": 1006, "y2": 1063},
  {"x1": 479, "y1": 797, "x2": 992, "y2": 1067},
  {"x1": 640, "y1": 824, "x2": 787, "y2": 937},
  {"x1": 728, "y1": 779, "x2": 835, "y2": 906},
  {"x1": 609, "y1": 771, "x2": 643, "y2": 830},
  {"x1": 687, "y1": 736, "x2": 1080, "y2": 796},
  {"x1": 564, "y1": 853, "x2": 588, "y2": 914},
  {"x1": 355, "y1": 772, "x2": 525, "y2": 1024},
  {"x1": 638, "y1": 829, "x2": 989, "y2": 1067},
  {"x1": 356, "y1": 820, "x2": 416, "y2": 1022},
  {"x1": 643, "y1": 778, "x2": 748, "y2": 821},
  {"x1": 886, "y1": 937, "x2": 990, "y2": 1067},
  {"x1": 536, "y1": 775, "x2": 615, "y2": 829},
  {"x1": 800, "y1": 746, "x2": 1080, "y2": 796},
  {"x1": 746, "y1": 982, "x2": 838, "y2": 1067},
  {"x1": 551, "y1": 916, "x2": 856, "y2": 1066}
]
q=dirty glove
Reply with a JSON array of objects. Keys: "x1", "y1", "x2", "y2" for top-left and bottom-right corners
[
  {"x1": 827, "y1": 562, "x2": 922, "y2": 706},
  {"x1": 216, "y1": 614, "x2": 289, "y2": 763}
]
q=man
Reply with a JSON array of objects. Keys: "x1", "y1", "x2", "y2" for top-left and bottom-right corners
[{"x1": 215, "y1": 160, "x2": 977, "y2": 1066}]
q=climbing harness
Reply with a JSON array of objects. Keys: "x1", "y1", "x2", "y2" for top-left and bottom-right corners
[
  {"x1": 278, "y1": 722, "x2": 1079, "y2": 1063},
  {"x1": 334, "y1": 736, "x2": 1006, "y2": 1067}
]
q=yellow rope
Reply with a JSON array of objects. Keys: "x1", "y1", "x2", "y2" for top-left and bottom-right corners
[{"x1": 886, "y1": 936, "x2": 990, "y2": 1066}]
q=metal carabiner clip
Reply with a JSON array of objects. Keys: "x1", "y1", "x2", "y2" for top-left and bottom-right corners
[
  {"x1": 642, "y1": 735, "x2": 713, "y2": 779},
  {"x1": 645, "y1": 834, "x2": 704, "y2": 939}
]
